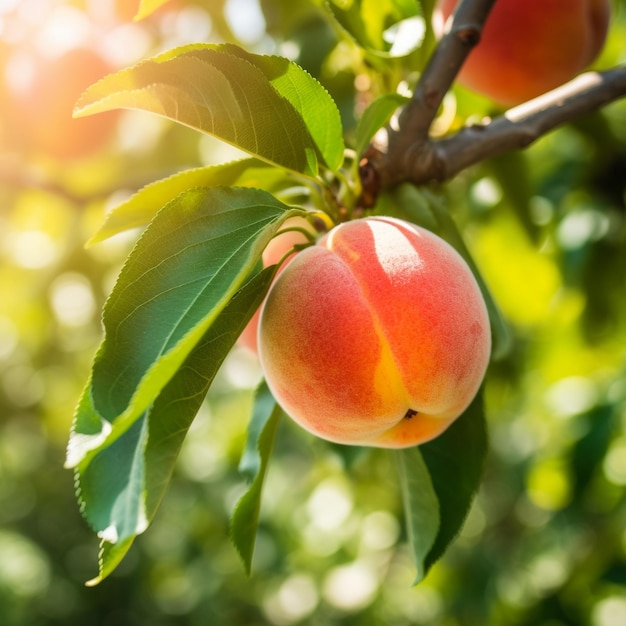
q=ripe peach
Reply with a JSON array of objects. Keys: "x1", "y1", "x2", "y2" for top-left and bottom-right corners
[
  {"x1": 4, "y1": 47, "x2": 119, "y2": 160},
  {"x1": 433, "y1": 0, "x2": 610, "y2": 106},
  {"x1": 258, "y1": 216, "x2": 491, "y2": 448},
  {"x1": 239, "y1": 217, "x2": 315, "y2": 354}
]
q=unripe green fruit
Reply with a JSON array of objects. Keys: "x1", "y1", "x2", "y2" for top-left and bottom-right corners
[{"x1": 258, "y1": 216, "x2": 491, "y2": 448}]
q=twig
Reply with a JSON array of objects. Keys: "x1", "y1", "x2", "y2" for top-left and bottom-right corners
[
  {"x1": 395, "y1": 0, "x2": 498, "y2": 142},
  {"x1": 363, "y1": 0, "x2": 626, "y2": 197},
  {"x1": 429, "y1": 68, "x2": 626, "y2": 183},
  {"x1": 376, "y1": 67, "x2": 626, "y2": 188}
]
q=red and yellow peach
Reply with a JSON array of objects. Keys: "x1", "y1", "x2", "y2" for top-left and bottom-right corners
[
  {"x1": 433, "y1": 0, "x2": 610, "y2": 106},
  {"x1": 3, "y1": 46, "x2": 119, "y2": 160},
  {"x1": 239, "y1": 217, "x2": 315, "y2": 354},
  {"x1": 258, "y1": 216, "x2": 491, "y2": 448}
]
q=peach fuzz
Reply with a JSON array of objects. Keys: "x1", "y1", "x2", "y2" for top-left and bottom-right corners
[
  {"x1": 258, "y1": 216, "x2": 491, "y2": 449},
  {"x1": 238, "y1": 217, "x2": 315, "y2": 354},
  {"x1": 433, "y1": 0, "x2": 610, "y2": 106}
]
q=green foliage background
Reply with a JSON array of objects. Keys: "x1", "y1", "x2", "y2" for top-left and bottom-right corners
[{"x1": 1, "y1": 0, "x2": 626, "y2": 624}]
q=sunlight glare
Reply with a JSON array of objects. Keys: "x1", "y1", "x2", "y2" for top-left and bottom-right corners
[
  {"x1": 49, "y1": 272, "x2": 96, "y2": 327},
  {"x1": 8, "y1": 230, "x2": 59, "y2": 269},
  {"x1": 35, "y1": 5, "x2": 92, "y2": 56},
  {"x1": 224, "y1": 0, "x2": 266, "y2": 45}
]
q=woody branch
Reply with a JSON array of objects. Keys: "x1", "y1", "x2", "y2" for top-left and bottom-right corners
[{"x1": 364, "y1": 0, "x2": 626, "y2": 195}]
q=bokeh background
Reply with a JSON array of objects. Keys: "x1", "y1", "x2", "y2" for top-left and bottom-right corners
[{"x1": 1, "y1": 0, "x2": 626, "y2": 624}]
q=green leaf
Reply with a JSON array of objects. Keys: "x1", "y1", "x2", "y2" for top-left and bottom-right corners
[
  {"x1": 78, "y1": 267, "x2": 276, "y2": 585},
  {"x1": 379, "y1": 182, "x2": 439, "y2": 231},
  {"x1": 87, "y1": 536, "x2": 135, "y2": 587},
  {"x1": 210, "y1": 44, "x2": 345, "y2": 171},
  {"x1": 395, "y1": 446, "x2": 440, "y2": 584},
  {"x1": 396, "y1": 389, "x2": 486, "y2": 583},
  {"x1": 74, "y1": 45, "x2": 322, "y2": 177},
  {"x1": 66, "y1": 186, "x2": 304, "y2": 472},
  {"x1": 326, "y1": 0, "x2": 424, "y2": 58},
  {"x1": 88, "y1": 159, "x2": 286, "y2": 245},
  {"x1": 354, "y1": 93, "x2": 409, "y2": 158},
  {"x1": 487, "y1": 152, "x2": 540, "y2": 243},
  {"x1": 230, "y1": 381, "x2": 282, "y2": 574},
  {"x1": 570, "y1": 404, "x2": 616, "y2": 496},
  {"x1": 419, "y1": 389, "x2": 487, "y2": 571},
  {"x1": 77, "y1": 414, "x2": 149, "y2": 548}
]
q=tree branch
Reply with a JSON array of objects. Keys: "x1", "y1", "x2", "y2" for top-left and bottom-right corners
[
  {"x1": 395, "y1": 0, "x2": 497, "y2": 142},
  {"x1": 431, "y1": 68, "x2": 626, "y2": 183},
  {"x1": 372, "y1": 67, "x2": 626, "y2": 189},
  {"x1": 361, "y1": 0, "x2": 626, "y2": 201}
]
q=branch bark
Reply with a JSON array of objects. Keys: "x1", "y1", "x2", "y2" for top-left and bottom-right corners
[
  {"x1": 364, "y1": 0, "x2": 626, "y2": 197},
  {"x1": 374, "y1": 67, "x2": 626, "y2": 189},
  {"x1": 395, "y1": 0, "x2": 498, "y2": 142},
  {"x1": 430, "y1": 69, "x2": 626, "y2": 183}
]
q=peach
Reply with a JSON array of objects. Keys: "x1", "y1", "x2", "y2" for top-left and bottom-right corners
[
  {"x1": 433, "y1": 0, "x2": 610, "y2": 106},
  {"x1": 258, "y1": 216, "x2": 491, "y2": 448},
  {"x1": 239, "y1": 217, "x2": 315, "y2": 354},
  {"x1": 4, "y1": 47, "x2": 119, "y2": 160}
]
